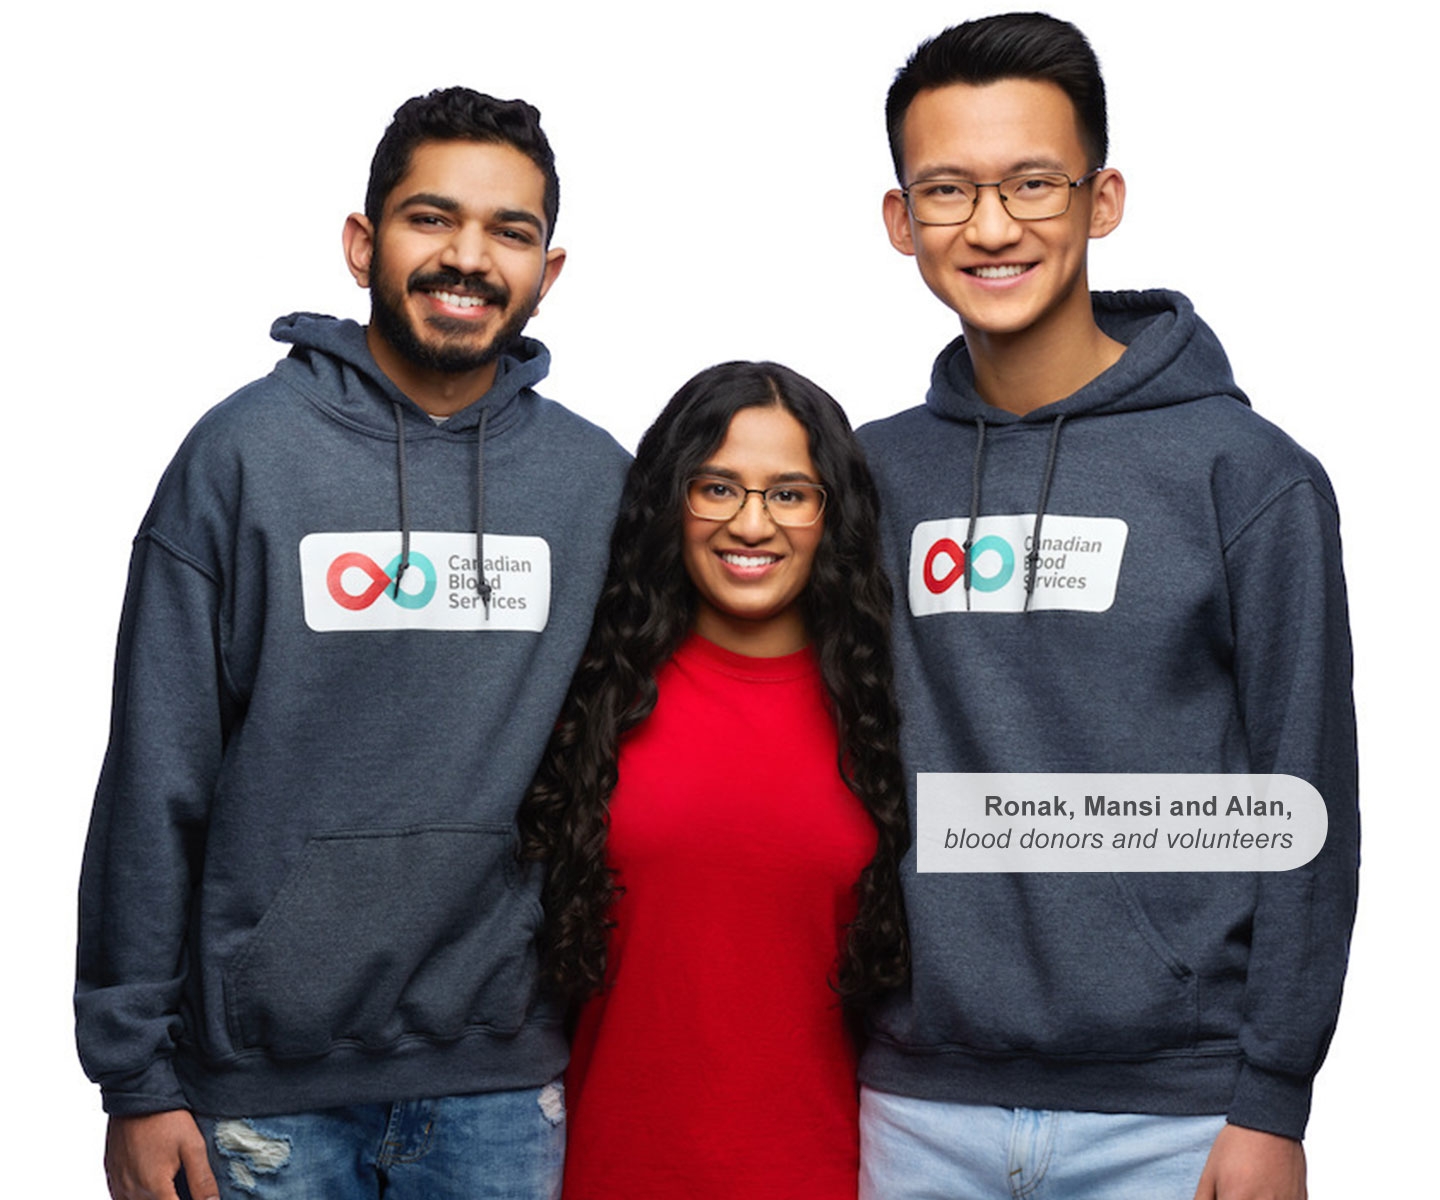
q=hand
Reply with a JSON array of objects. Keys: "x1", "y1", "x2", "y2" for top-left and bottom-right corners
[
  {"x1": 105, "y1": 1110, "x2": 219, "y2": 1200},
  {"x1": 1192, "y1": 1123, "x2": 1306, "y2": 1200}
]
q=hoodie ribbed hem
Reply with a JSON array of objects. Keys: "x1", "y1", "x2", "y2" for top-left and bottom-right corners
[
  {"x1": 860, "y1": 1038, "x2": 1246, "y2": 1120},
  {"x1": 172, "y1": 1021, "x2": 567, "y2": 1118},
  {"x1": 860, "y1": 1040, "x2": 1314, "y2": 1138}
]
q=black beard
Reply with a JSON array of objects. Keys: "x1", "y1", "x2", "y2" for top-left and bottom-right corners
[{"x1": 369, "y1": 257, "x2": 532, "y2": 375}]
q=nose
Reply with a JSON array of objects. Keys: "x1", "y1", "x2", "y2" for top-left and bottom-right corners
[
  {"x1": 440, "y1": 221, "x2": 493, "y2": 275},
  {"x1": 726, "y1": 491, "x2": 776, "y2": 541},
  {"x1": 964, "y1": 184, "x2": 1022, "y2": 249}
]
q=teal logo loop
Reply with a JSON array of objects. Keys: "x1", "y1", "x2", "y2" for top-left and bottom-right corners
[
  {"x1": 967, "y1": 535, "x2": 1015, "y2": 592},
  {"x1": 384, "y1": 553, "x2": 437, "y2": 609}
]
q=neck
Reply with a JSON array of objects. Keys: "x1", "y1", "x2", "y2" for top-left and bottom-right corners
[
  {"x1": 365, "y1": 325, "x2": 499, "y2": 418},
  {"x1": 965, "y1": 297, "x2": 1125, "y2": 416},
  {"x1": 693, "y1": 607, "x2": 808, "y2": 659}
]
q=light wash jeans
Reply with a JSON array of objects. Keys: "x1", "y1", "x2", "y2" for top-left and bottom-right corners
[
  {"x1": 194, "y1": 1083, "x2": 565, "y2": 1200},
  {"x1": 860, "y1": 1088, "x2": 1226, "y2": 1200}
]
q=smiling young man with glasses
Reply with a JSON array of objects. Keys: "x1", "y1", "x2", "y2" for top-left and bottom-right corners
[{"x1": 856, "y1": 13, "x2": 1357, "y2": 1200}]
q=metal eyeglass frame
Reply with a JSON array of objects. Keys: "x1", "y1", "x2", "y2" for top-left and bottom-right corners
[
  {"x1": 902, "y1": 168, "x2": 1101, "y2": 226},
  {"x1": 684, "y1": 478, "x2": 828, "y2": 528}
]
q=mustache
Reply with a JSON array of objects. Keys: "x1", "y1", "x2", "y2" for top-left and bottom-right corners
[{"x1": 408, "y1": 269, "x2": 509, "y2": 307}]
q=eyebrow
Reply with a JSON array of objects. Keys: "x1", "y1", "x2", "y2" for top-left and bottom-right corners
[
  {"x1": 909, "y1": 157, "x2": 1071, "y2": 181},
  {"x1": 395, "y1": 192, "x2": 461, "y2": 213},
  {"x1": 393, "y1": 193, "x2": 546, "y2": 234},
  {"x1": 494, "y1": 208, "x2": 546, "y2": 234},
  {"x1": 694, "y1": 467, "x2": 822, "y2": 485}
]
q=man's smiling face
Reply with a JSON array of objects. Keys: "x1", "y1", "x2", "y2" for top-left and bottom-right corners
[
  {"x1": 346, "y1": 138, "x2": 564, "y2": 402},
  {"x1": 884, "y1": 78, "x2": 1120, "y2": 345}
]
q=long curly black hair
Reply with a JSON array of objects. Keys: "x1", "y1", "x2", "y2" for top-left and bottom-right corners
[{"x1": 518, "y1": 361, "x2": 909, "y2": 1008}]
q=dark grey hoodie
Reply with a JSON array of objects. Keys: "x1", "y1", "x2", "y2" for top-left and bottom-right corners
[
  {"x1": 77, "y1": 314, "x2": 629, "y2": 1117},
  {"x1": 856, "y1": 290, "x2": 1357, "y2": 1140}
]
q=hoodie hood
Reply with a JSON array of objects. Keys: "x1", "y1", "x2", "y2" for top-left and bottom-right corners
[
  {"x1": 268, "y1": 312, "x2": 553, "y2": 616},
  {"x1": 925, "y1": 289, "x2": 1251, "y2": 425},
  {"x1": 269, "y1": 312, "x2": 552, "y2": 436},
  {"x1": 921, "y1": 289, "x2": 1251, "y2": 611}
]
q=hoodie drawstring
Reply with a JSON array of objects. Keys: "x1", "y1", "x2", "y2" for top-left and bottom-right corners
[
  {"x1": 963, "y1": 413, "x2": 1067, "y2": 615},
  {"x1": 474, "y1": 406, "x2": 493, "y2": 617},
  {"x1": 390, "y1": 401, "x2": 492, "y2": 619},
  {"x1": 963, "y1": 418, "x2": 987, "y2": 612},
  {"x1": 391, "y1": 402, "x2": 411, "y2": 598},
  {"x1": 1024, "y1": 414, "x2": 1066, "y2": 613}
]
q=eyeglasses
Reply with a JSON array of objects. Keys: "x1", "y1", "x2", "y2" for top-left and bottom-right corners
[
  {"x1": 684, "y1": 476, "x2": 827, "y2": 528},
  {"x1": 902, "y1": 169, "x2": 1100, "y2": 226}
]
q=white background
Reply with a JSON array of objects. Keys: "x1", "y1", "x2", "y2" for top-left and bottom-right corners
[{"x1": 3, "y1": 1, "x2": 1430, "y2": 1194}]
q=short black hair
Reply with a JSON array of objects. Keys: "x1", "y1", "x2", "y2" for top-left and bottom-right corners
[
  {"x1": 886, "y1": 12, "x2": 1108, "y2": 182},
  {"x1": 365, "y1": 87, "x2": 559, "y2": 242}
]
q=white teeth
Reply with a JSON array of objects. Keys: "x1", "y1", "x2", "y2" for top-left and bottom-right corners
[
  {"x1": 968, "y1": 264, "x2": 1030, "y2": 279},
  {"x1": 432, "y1": 290, "x2": 489, "y2": 308},
  {"x1": 721, "y1": 553, "x2": 777, "y2": 568}
]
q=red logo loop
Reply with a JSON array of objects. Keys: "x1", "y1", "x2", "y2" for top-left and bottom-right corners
[
  {"x1": 923, "y1": 538, "x2": 966, "y2": 594},
  {"x1": 326, "y1": 552, "x2": 393, "y2": 610}
]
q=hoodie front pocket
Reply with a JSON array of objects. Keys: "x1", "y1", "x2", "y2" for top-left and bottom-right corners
[
  {"x1": 223, "y1": 824, "x2": 541, "y2": 1059},
  {"x1": 890, "y1": 873, "x2": 1199, "y2": 1057}
]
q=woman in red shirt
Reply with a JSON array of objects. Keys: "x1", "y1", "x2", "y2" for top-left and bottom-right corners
[{"x1": 520, "y1": 361, "x2": 908, "y2": 1199}]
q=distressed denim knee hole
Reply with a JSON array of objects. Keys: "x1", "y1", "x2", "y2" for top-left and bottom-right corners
[
  {"x1": 213, "y1": 1119, "x2": 293, "y2": 1193},
  {"x1": 537, "y1": 1081, "x2": 565, "y2": 1126}
]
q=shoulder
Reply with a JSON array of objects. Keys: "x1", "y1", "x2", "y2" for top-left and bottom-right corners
[
  {"x1": 855, "y1": 405, "x2": 959, "y2": 507},
  {"x1": 478, "y1": 394, "x2": 631, "y2": 536},
  {"x1": 139, "y1": 362, "x2": 326, "y2": 541},
  {"x1": 524, "y1": 393, "x2": 632, "y2": 475},
  {"x1": 155, "y1": 371, "x2": 286, "y2": 474},
  {"x1": 502, "y1": 394, "x2": 632, "y2": 518},
  {"x1": 856, "y1": 405, "x2": 941, "y2": 463},
  {"x1": 857, "y1": 405, "x2": 934, "y2": 444},
  {"x1": 169, "y1": 366, "x2": 310, "y2": 464},
  {"x1": 1165, "y1": 397, "x2": 1340, "y2": 521}
]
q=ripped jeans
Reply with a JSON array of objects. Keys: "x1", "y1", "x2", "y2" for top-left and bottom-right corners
[{"x1": 194, "y1": 1083, "x2": 565, "y2": 1200}]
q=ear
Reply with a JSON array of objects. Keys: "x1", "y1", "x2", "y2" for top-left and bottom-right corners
[
  {"x1": 342, "y1": 213, "x2": 375, "y2": 287},
  {"x1": 882, "y1": 189, "x2": 917, "y2": 257},
  {"x1": 529, "y1": 246, "x2": 567, "y2": 316},
  {"x1": 1087, "y1": 168, "x2": 1125, "y2": 240}
]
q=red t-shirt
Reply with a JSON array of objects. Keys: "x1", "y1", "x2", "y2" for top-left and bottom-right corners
[{"x1": 562, "y1": 634, "x2": 877, "y2": 1199}]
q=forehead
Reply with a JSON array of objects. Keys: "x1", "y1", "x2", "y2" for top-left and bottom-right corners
[
  {"x1": 900, "y1": 78, "x2": 1088, "y2": 179},
  {"x1": 383, "y1": 139, "x2": 548, "y2": 225},
  {"x1": 705, "y1": 406, "x2": 817, "y2": 479}
]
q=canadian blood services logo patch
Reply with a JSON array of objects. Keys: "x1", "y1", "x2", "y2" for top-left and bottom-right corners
[
  {"x1": 299, "y1": 531, "x2": 551, "y2": 632},
  {"x1": 909, "y1": 514, "x2": 1128, "y2": 615}
]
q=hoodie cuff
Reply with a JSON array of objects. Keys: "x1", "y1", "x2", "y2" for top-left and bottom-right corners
[
  {"x1": 1227, "y1": 1062, "x2": 1312, "y2": 1141},
  {"x1": 100, "y1": 1058, "x2": 188, "y2": 1116}
]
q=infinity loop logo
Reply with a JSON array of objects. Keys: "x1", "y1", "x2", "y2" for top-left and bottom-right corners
[
  {"x1": 326, "y1": 551, "x2": 437, "y2": 611},
  {"x1": 922, "y1": 535, "x2": 1015, "y2": 595}
]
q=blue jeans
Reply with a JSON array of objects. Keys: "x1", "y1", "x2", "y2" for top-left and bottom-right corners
[
  {"x1": 195, "y1": 1083, "x2": 565, "y2": 1199},
  {"x1": 860, "y1": 1089, "x2": 1226, "y2": 1200}
]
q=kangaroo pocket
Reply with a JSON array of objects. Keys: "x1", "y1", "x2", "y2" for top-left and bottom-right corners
[
  {"x1": 889, "y1": 874, "x2": 1198, "y2": 1057},
  {"x1": 223, "y1": 824, "x2": 541, "y2": 1059}
]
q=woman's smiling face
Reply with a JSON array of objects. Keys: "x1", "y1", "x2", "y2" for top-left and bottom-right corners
[{"x1": 681, "y1": 404, "x2": 825, "y2": 658}]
